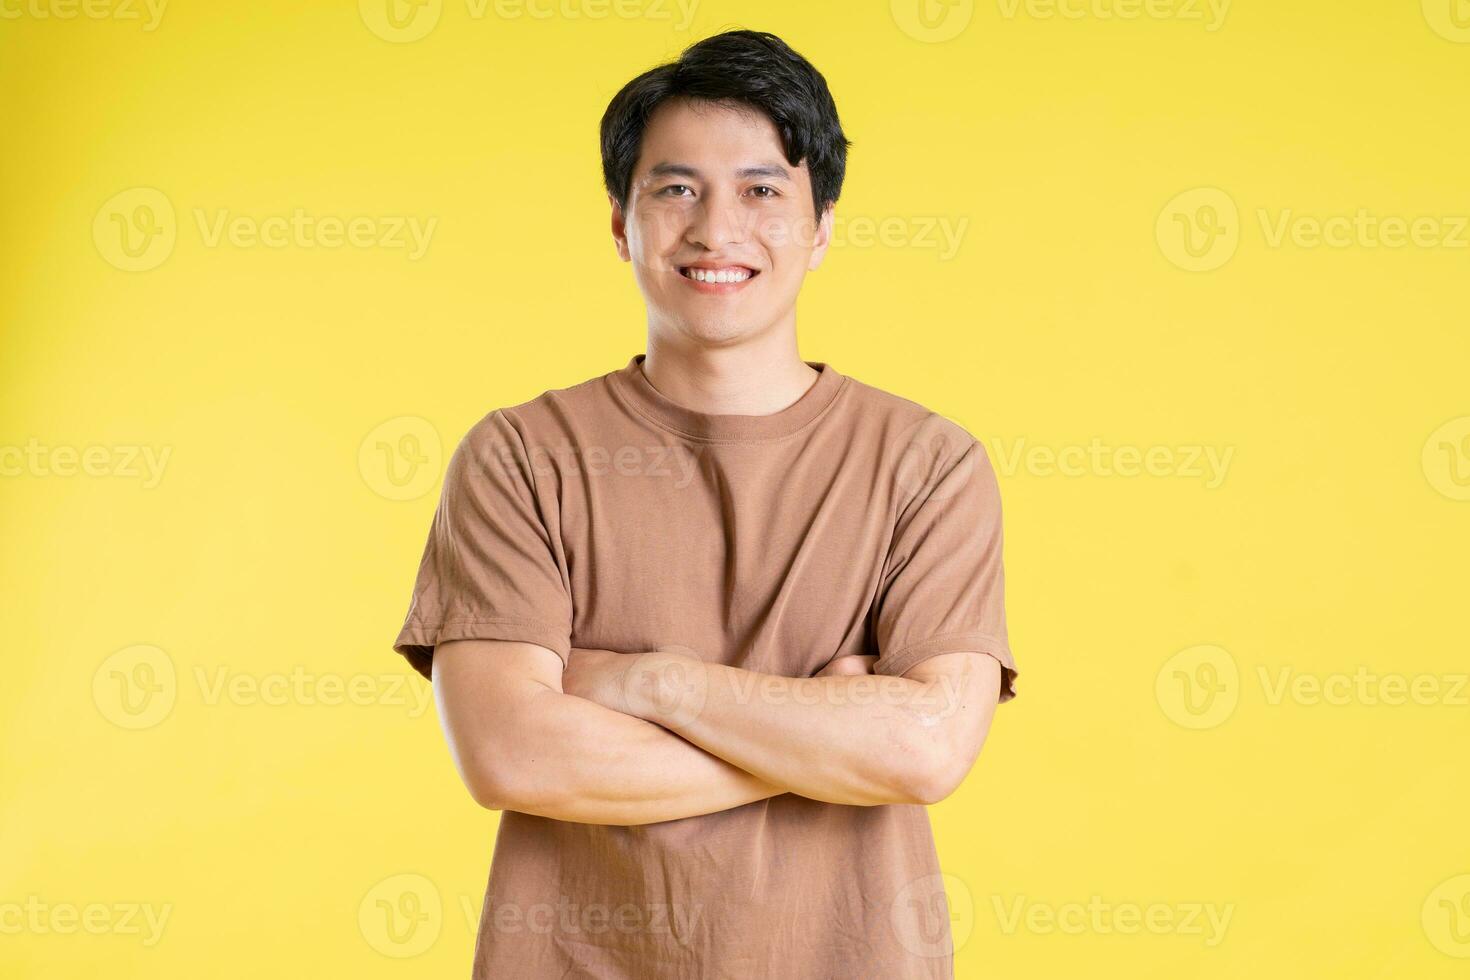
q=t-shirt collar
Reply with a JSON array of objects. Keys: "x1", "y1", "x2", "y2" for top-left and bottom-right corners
[{"x1": 610, "y1": 352, "x2": 846, "y2": 443}]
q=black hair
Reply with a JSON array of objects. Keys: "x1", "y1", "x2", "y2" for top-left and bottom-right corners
[{"x1": 600, "y1": 30, "x2": 851, "y2": 219}]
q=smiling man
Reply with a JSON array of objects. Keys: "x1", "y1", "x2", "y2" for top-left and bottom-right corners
[{"x1": 392, "y1": 29, "x2": 1019, "y2": 979}]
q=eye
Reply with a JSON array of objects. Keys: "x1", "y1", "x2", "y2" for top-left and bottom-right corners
[
  {"x1": 747, "y1": 185, "x2": 779, "y2": 198},
  {"x1": 659, "y1": 184, "x2": 694, "y2": 197}
]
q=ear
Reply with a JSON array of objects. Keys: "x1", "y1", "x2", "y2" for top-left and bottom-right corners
[
  {"x1": 807, "y1": 203, "x2": 835, "y2": 271},
  {"x1": 609, "y1": 193, "x2": 631, "y2": 262}
]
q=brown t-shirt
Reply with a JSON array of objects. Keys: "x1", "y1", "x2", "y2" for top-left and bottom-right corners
[{"x1": 393, "y1": 353, "x2": 1017, "y2": 979}]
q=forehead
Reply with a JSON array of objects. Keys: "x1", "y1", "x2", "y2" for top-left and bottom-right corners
[{"x1": 632, "y1": 98, "x2": 810, "y2": 184}]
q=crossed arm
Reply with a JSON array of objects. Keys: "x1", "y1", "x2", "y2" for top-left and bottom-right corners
[{"x1": 431, "y1": 639, "x2": 1003, "y2": 827}]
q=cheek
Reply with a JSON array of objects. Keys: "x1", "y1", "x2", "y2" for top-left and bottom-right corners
[
  {"x1": 631, "y1": 207, "x2": 687, "y2": 257},
  {"x1": 759, "y1": 212, "x2": 820, "y2": 264},
  {"x1": 762, "y1": 238, "x2": 815, "y2": 283},
  {"x1": 626, "y1": 225, "x2": 671, "y2": 283}
]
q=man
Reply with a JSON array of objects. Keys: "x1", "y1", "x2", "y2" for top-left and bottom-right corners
[{"x1": 392, "y1": 29, "x2": 1018, "y2": 979}]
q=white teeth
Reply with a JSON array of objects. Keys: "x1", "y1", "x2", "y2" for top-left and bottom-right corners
[{"x1": 686, "y1": 267, "x2": 751, "y2": 283}]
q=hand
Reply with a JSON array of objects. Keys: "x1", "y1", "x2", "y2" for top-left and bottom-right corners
[
  {"x1": 814, "y1": 655, "x2": 878, "y2": 677},
  {"x1": 563, "y1": 648, "x2": 637, "y2": 713},
  {"x1": 565, "y1": 646, "x2": 706, "y2": 725}
]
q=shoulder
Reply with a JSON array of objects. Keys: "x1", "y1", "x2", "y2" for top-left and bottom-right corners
[
  {"x1": 837, "y1": 370, "x2": 983, "y2": 459},
  {"x1": 458, "y1": 365, "x2": 619, "y2": 449}
]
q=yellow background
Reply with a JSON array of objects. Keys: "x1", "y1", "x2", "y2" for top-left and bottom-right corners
[{"x1": 3, "y1": 0, "x2": 1468, "y2": 976}]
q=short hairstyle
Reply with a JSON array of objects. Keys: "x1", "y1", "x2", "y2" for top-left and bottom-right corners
[{"x1": 600, "y1": 30, "x2": 851, "y2": 218}]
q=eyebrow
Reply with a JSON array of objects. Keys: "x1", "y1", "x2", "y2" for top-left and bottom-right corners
[{"x1": 641, "y1": 162, "x2": 794, "y2": 184}]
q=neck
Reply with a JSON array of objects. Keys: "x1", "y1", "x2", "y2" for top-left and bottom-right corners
[{"x1": 641, "y1": 331, "x2": 819, "y2": 417}]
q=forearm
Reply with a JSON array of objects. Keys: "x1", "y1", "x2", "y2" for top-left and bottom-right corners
[
  {"x1": 616, "y1": 650, "x2": 964, "y2": 807},
  {"x1": 485, "y1": 682, "x2": 785, "y2": 826}
]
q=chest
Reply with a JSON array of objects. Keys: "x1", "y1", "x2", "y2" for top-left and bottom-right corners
[{"x1": 553, "y1": 441, "x2": 899, "y2": 671}]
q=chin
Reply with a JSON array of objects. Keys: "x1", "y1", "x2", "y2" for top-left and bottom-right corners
[
  {"x1": 666, "y1": 310, "x2": 759, "y2": 346},
  {"x1": 689, "y1": 318, "x2": 768, "y2": 346}
]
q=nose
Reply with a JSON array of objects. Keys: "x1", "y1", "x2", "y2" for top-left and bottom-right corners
[{"x1": 685, "y1": 187, "x2": 747, "y2": 251}]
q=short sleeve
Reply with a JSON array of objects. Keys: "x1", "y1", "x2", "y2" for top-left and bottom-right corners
[
  {"x1": 872, "y1": 419, "x2": 1018, "y2": 703},
  {"x1": 391, "y1": 409, "x2": 573, "y2": 681}
]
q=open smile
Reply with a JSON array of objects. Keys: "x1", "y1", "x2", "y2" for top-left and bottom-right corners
[{"x1": 678, "y1": 264, "x2": 760, "y2": 293}]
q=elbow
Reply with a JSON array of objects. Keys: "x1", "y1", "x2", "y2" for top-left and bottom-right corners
[
  {"x1": 897, "y1": 743, "x2": 975, "y2": 806},
  {"x1": 468, "y1": 772, "x2": 536, "y2": 813},
  {"x1": 455, "y1": 707, "x2": 574, "y2": 815},
  {"x1": 465, "y1": 758, "x2": 532, "y2": 813},
  {"x1": 467, "y1": 774, "x2": 510, "y2": 812},
  {"x1": 466, "y1": 757, "x2": 567, "y2": 815},
  {"x1": 900, "y1": 765, "x2": 959, "y2": 807},
  {"x1": 463, "y1": 759, "x2": 508, "y2": 811}
]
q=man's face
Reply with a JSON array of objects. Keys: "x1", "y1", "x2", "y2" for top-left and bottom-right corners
[{"x1": 611, "y1": 97, "x2": 833, "y2": 346}]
